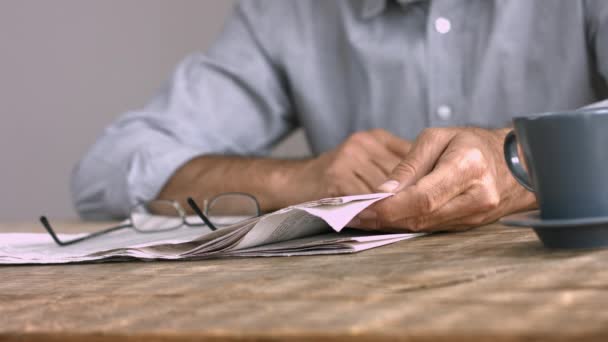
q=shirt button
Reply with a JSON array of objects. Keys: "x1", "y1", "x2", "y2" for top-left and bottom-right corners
[
  {"x1": 437, "y1": 105, "x2": 452, "y2": 120},
  {"x1": 435, "y1": 17, "x2": 451, "y2": 34}
]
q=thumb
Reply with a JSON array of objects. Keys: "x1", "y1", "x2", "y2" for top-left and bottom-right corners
[{"x1": 377, "y1": 129, "x2": 454, "y2": 193}]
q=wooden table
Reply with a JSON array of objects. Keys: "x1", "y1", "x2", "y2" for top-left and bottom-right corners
[{"x1": 1, "y1": 221, "x2": 608, "y2": 341}]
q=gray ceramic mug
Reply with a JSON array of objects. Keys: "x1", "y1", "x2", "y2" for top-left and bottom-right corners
[{"x1": 504, "y1": 107, "x2": 608, "y2": 220}]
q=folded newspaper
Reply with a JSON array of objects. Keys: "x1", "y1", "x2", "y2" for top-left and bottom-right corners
[{"x1": 0, "y1": 193, "x2": 423, "y2": 264}]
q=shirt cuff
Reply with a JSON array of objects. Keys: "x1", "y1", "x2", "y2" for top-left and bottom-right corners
[{"x1": 108, "y1": 143, "x2": 205, "y2": 217}]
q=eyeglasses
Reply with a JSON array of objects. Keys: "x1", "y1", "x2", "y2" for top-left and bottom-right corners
[{"x1": 40, "y1": 192, "x2": 260, "y2": 246}]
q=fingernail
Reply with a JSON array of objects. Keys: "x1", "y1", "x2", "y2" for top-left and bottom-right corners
[
  {"x1": 347, "y1": 218, "x2": 361, "y2": 227},
  {"x1": 378, "y1": 180, "x2": 400, "y2": 193},
  {"x1": 358, "y1": 209, "x2": 377, "y2": 220}
]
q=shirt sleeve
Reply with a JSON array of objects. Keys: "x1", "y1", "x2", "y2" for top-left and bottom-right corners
[{"x1": 71, "y1": 1, "x2": 295, "y2": 220}]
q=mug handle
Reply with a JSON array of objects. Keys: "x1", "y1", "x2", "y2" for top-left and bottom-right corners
[{"x1": 503, "y1": 130, "x2": 534, "y2": 192}]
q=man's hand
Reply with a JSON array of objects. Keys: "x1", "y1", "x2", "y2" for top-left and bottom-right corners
[
  {"x1": 351, "y1": 127, "x2": 537, "y2": 232},
  {"x1": 158, "y1": 129, "x2": 412, "y2": 213},
  {"x1": 287, "y1": 129, "x2": 412, "y2": 201}
]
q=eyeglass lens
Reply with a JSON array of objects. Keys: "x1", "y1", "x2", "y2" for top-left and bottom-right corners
[
  {"x1": 130, "y1": 200, "x2": 184, "y2": 231},
  {"x1": 202, "y1": 193, "x2": 259, "y2": 227},
  {"x1": 131, "y1": 194, "x2": 259, "y2": 231}
]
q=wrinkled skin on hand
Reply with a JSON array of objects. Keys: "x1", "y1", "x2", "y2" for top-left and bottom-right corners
[{"x1": 351, "y1": 127, "x2": 537, "y2": 232}]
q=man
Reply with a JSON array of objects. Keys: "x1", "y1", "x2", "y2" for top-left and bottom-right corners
[{"x1": 72, "y1": 0, "x2": 608, "y2": 232}]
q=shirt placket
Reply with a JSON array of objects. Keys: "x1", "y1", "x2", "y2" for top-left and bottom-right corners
[{"x1": 426, "y1": 1, "x2": 466, "y2": 127}]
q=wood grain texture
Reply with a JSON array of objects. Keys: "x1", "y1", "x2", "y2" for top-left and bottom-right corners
[{"x1": 1, "y1": 221, "x2": 608, "y2": 341}]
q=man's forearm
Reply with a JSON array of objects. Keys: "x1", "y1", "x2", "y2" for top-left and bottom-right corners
[
  {"x1": 157, "y1": 129, "x2": 415, "y2": 214},
  {"x1": 157, "y1": 155, "x2": 311, "y2": 212}
]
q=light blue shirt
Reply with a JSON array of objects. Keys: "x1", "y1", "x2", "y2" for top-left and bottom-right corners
[{"x1": 72, "y1": 0, "x2": 608, "y2": 219}]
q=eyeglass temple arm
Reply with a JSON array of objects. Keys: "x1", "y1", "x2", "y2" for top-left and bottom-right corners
[
  {"x1": 186, "y1": 198, "x2": 217, "y2": 231},
  {"x1": 39, "y1": 216, "x2": 131, "y2": 246}
]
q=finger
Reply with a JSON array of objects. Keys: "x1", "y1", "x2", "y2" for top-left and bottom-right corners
[
  {"x1": 348, "y1": 217, "x2": 410, "y2": 233},
  {"x1": 378, "y1": 129, "x2": 455, "y2": 193},
  {"x1": 342, "y1": 173, "x2": 375, "y2": 195},
  {"x1": 352, "y1": 199, "x2": 414, "y2": 233},
  {"x1": 345, "y1": 150, "x2": 393, "y2": 190},
  {"x1": 399, "y1": 191, "x2": 482, "y2": 231},
  {"x1": 369, "y1": 129, "x2": 413, "y2": 158},
  {"x1": 360, "y1": 139, "x2": 403, "y2": 175},
  {"x1": 376, "y1": 185, "x2": 498, "y2": 232},
  {"x1": 355, "y1": 165, "x2": 390, "y2": 190},
  {"x1": 437, "y1": 192, "x2": 500, "y2": 230},
  {"x1": 436, "y1": 215, "x2": 490, "y2": 232},
  {"x1": 370, "y1": 158, "x2": 476, "y2": 226},
  {"x1": 403, "y1": 150, "x2": 482, "y2": 215},
  {"x1": 346, "y1": 218, "x2": 375, "y2": 231}
]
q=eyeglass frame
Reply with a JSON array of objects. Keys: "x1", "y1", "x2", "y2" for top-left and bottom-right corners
[{"x1": 39, "y1": 192, "x2": 260, "y2": 246}]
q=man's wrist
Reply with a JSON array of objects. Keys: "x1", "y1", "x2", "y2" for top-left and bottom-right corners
[{"x1": 264, "y1": 158, "x2": 313, "y2": 209}]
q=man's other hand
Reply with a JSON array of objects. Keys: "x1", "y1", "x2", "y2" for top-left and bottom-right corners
[
  {"x1": 351, "y1": 127, "x2": 537, "y2": 232},
  {"x1": 292, "y1": 129, "x2": 412, "y2": 200}
]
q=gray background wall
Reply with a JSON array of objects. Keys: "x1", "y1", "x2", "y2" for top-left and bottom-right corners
[{"x1": 0, "y1": 0, "x2": 309, "y2": 221}]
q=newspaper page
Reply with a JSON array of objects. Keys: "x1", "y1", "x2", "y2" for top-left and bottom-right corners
[{"x1": 0, "y1": 193, "x2": 424, "y2": 264}]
